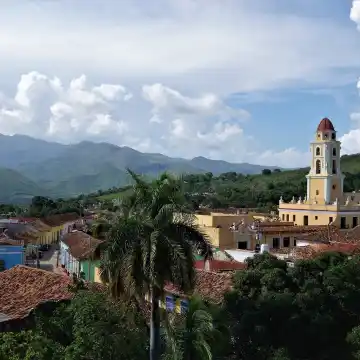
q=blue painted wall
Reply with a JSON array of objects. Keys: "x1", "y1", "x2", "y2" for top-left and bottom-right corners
[{"x1": 0, "y1": 245, "x2": 24, "y2": 270}]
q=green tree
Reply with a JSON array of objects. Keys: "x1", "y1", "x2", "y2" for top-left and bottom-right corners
[
  {"x1": 100, "y1": 171, "x2": 212, "y2": 360},
  {"x1": 163, "y1": 295, "x2": 228, "y2": 360}
]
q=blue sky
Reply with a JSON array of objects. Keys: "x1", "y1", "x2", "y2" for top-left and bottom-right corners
[{"x1": 0, "y1": 0, "x2": 359, "y2": 167}]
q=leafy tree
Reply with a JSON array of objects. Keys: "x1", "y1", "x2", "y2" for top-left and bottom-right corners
[
  {"x1": 100, "y1": 170, "x2": 212, "y2": 360},
  {"x1": 225, "y1": 252, "x2": 360, "y2": 360},
  {"x1": 162, "y1": 295, "x2": 229, "y2": 360}
]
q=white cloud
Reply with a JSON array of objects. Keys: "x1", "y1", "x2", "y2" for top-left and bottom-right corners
[
  {"x1": 341, "y1": 77, "x2": 360, "y2": 154},
  {"x1": 0, "y1": 0, "x2": 359, "y2": 95},
  {"x1": 351, "y1": 0, "x2": 360, "y2": 29},
  {"x1": 0, "y1": 72, "x2": 132, "y2": 143},
  {"x1": 0, "y1": 1, "x2": 358, "y2": 169}
]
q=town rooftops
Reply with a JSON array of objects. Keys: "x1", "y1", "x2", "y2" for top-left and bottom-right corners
[
  {"x1": 0, "y1": 265, "x2": 73, "y2": 320},
  {"x1": 257, "y1": 225, "x2": 333, "y2": 234},
  {"x1": 276, "y1": 242, "x2": 360, "y2": 260},
  {"x1": 164, "y1": 269, "x2": 233, "y2": 303},
  {"x1": 41, "y1": 213, "x2": 79, "y2": 227},
  {"x1": 62, "y1": 231, "x2": 104, "y2": 260},
  {"x1": 194, "y1": 259, "x2": 246, "y2": 272}
]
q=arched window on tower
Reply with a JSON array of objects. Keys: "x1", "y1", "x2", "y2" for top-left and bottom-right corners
[
  {"x1": 316, "y1": 160, "x2": 321, "y2": 174},
  {"x1": 333, "y1": 148, "x2": 336, "y2": 156},
  {"x1": 332, "y1": 160, "x2": 337, "y2": 174},
  {"x1": 332, "y1": 132, "x2": 336, "y2": 140},
  {"x1": 316, "y1": 147, "x2": 320, "y2": 156}
]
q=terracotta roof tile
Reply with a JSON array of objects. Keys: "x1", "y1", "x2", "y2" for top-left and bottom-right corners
[
  {"x1": 62, "y1": 231, "x2": 104, "y2": 260},
  {"x1": 0, "y1": 265, "x2": 73, "y2": 319},
  {"x1": 194, "y1": 259, "x2": 246, "y2": 271},
  {"x1": 317, "y1": 117, "x2": 335, "y2": 132},
  {"x1": 279, "y1": 242, "x2": 360, "y2": 260},
  {"x1": 259, "y1": 225, "x2": 332, "y2": 234},
  {"x1": 164, "y1": 270, "x2": 233, "y2": 303},
  {"x1": 41, "y1": 213, "x2": 79, "y2": 227}
]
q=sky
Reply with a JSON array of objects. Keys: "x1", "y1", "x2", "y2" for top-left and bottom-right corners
[{"x1": 0, "y1": 0, "x2": 359, "y2": 167}]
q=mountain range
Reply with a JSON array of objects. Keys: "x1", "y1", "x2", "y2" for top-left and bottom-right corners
[{"x1": 0, "y1": 134, "x2": 281, "y2": 203}]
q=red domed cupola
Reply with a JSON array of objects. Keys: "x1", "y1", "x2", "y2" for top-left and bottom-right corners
[{"x1": 317, "y1": 117, "x2": 335, "y2": 132}]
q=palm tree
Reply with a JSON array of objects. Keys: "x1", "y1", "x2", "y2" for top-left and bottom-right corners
[
  {"x1": 100, "y1": 170, "x2": 212, "y2": 360},
  {"x1": 162, "y1": 295, "x2": 226, "y2": 360}
]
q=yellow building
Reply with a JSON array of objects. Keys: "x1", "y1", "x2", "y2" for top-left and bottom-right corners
[
  {"x1": 279, "y1": 117, "x2": 360, "y2": 229},
  {"x1": 195, "y1": 212, "x2": 256, "y2": 250}
]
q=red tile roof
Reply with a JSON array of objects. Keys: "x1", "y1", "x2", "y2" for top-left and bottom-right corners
[
  {"x1": 194, "y1": 259, "x2": 246, "y2": 271},
  {"x1": 62, "y1": 231, "x2": 104, "y2": 260},
  {"x1": 280, "y1": 242, "x2": 360, "y2": 260},
  {"x1": 164, "y1": 270, "x2": 233, "y2": 303},
  {"x1": 0, "y1": 265, "x2": 73, "y2": 319},
  {"x1": 259, "y1": 225, "x2": 332, "y2": 234},
  {"x1": 317, "y1": 117, "x2": 335, "y2": 132},
  {"x1": 41, "y1": 213, "x2": 79, "y2": 227}
]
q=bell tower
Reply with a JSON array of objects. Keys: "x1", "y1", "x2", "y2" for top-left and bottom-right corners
[{"x1": 306, "y1": 118, "x2": 344, "y2": 205}]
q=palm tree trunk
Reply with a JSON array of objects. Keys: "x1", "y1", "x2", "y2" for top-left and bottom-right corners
[{"x1": 150, "y1": 288, "x2": 161, "y2": 360}]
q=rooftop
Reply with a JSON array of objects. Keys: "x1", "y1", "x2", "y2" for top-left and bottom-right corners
[
  {"x1": 0, "y1": 265, "x2": 73, "y2": 319},
  {"x1": 317, "y1": 117, "x2": 335, "y2": 132},
  {"x1": 164, "y1": 269, "x2": 233, "y2": 303},
  {"x1": 41, "y1": 213, "x2": 79, "y2": 227},
  {"x1": 194, "y1": 259, "x2": 246, "y2": 271},
  {"x1": 62, "y1": 231, "x2": 104, "y2": 260}
]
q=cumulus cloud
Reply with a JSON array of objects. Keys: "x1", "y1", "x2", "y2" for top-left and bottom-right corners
[
  {"x1": 0, "y1": 72, "x2": 131, "y2": 142},
  {"x1": 341, "y1": 78, "x2": 360, "y2": 154},
  {"x1": 351, "y1": 0, "x2": 360, "y2": 29},
  {"x1": 142, "y1": 83, "x2": 252, "y2": 160}
]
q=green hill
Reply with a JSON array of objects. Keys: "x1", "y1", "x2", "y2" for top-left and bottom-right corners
[
  {"x1": 16, "y1": 140, "x2": 280, "y2": 197},
  {"x1": 0, "y1": 168, "x2": 45, "y2": 204}
]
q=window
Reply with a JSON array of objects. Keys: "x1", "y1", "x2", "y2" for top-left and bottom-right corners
[
  {"x1": 304, "y1": 215, "x2": 309, "y2": 226},
  {"x1": 353, "y1": 217, "x2": 358, "y2": 228},
  {"x1": 316, "y1": 147, "x2": 320, "y2": 156},
  {"x1": 286, "y1": 214, "x2": 289, "y2": 221},
  {"x1": 180, "y1": 300, "x2": 189, "y2": 314},
  {"x1": 282, "y1": 214, "x2": 285, "y2": 221},
  {"x1": 293, "y1": 239, "x2": 297, "y2": 246},
  {"x1": 329, "y1": 217, "x2": 333, "y2": 224},
  {"x1": 237, "y1": 241, "x2": 247, "y2": 250},
  {"x1": 166, "y1": 296, "x2": 175, "y2": 312},
  {"x1": 272, "y1": 238, "x2": 280, "y2": 249},
  {"x1": 324, "y1": 133, "x2": 328, "y2": 139},
  {"x1": 316, "y1": 160, "x2": 321, "y2": 174},
  {"x1": 340, "y1": 217, "x2": 346, "y2": 229},
  {"x1": 332, "y1": 185, "x2": 336, "y2": 190},
  {"x1": 332, "y1": 160, "x2": 337, "y2": 174},
  {"x1": 293, "y1": 215, "x2": 296, "y2": 222},
  {"x1": 283, "y1": 237, "x2": 290, "y2": 247},
  {"x1": 315, "y1": 216, "x2": 318, "y2": 220},
  {"x1": 332, "y1": 132, "x2": 336, "y2": 140},
  {"x1": 316, "y1": 190, "x2": 319, "y2": 195},
  {"x1": 332, "y1": 148, "x2": 336, "y2": 156}
]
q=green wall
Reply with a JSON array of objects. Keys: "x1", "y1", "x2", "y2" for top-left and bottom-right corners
[{"x1": 80, "y1": 259, "x2": 100, "y2": 282}]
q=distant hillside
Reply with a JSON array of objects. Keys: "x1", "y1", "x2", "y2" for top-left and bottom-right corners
[
  {"x1": 0, "y1": 135, "x2": 280, "y2": 197},
  {"x1": 0, "y1": 168, "x2": 45, "y2": 204}
]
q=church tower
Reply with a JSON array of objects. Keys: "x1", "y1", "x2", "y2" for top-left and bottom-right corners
[{"x1": 306, "y1": 118, "x2": 344, "y2": 205}]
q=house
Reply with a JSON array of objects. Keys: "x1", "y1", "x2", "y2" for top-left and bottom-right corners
[
  {"x1": 154, "y1": 270, "x2": 233, "y2": 314},
  {"x1": 194, "y1": 211, "x2": 254, "y2": 250},
  {"x1": 0, "y1": 237, "x2": 25, "y2": 270},
  {"x1": 60, "y1": 231, "x2": 104, "y2": 281},
  {"x1": 41, "y1": 213, "x2": 80, "y2": 243},
  {"x1": 0, "y1": 265, "x2": 73, "y2": 331}
]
